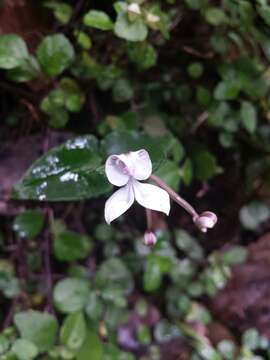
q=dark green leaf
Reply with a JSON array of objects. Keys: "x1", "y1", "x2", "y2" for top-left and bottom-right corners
[
  {"x1": 155, "y1": 161, "x2": 181, "y2": 191},
  {"x1": 13, "y1": 135, "x2": 111, "y2": 201},
  {"x1": 112, "y1": 78, "x2": 134, "y2": 103},
  {"x1": 13, "y1": 210, "x2": 44, "y2": 239},
  {"x1": 192, "y1": 150, "x2": 221, "y2": 181},
  {"x1": 53, "y1": 228, "x2": 92, "y2": 262},
  {"x1": 127, "y1": 42, "x2": 157, "y2": 70},
  {"x1": 101, "y1": 130, "x2": 177, "y2": 170},
  {"x1": 44, "y1": 1, "x2": 73, "y2": 24},
  {"x1": 37, "y1": 34, "x2": 75, "y2": 76}
]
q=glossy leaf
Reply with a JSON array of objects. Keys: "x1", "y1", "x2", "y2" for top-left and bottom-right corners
[{"x1": 13, "y1": 135, "x2": 111, "y2": 201}]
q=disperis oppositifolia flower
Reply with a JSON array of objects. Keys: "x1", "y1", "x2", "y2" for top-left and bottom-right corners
[{"x1": 104, "y1": 149, "x2": 170, "y2": 224}]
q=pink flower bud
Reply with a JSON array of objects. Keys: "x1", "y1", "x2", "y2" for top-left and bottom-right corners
[
  {"x1": 143, "y1": 231, "x2": 157, "y2": 247},
  {"x1": 193, "y1": 211, "x2": 217, "y2": 233}
]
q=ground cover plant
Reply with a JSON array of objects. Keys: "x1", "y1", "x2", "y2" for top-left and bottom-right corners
[{"x1": 1, "y1": 0, "x2": 270, "y2": 359}]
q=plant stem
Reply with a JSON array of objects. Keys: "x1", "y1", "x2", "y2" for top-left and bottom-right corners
[
  {"x1": 150, "y1": 174, "x2": 198, "y2": 219},
  {"x1": 146, "y1": 208, "x2": 153, "y2": 230}
]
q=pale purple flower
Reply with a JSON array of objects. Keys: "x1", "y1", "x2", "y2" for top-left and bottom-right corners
[{"x1": 104, "y1": 149, "x2": 170, "y2": 224}]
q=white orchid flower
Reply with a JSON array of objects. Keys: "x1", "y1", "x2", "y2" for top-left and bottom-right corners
[{"x1": 104, "y1": 149, "x2": 170, "y2": 224}]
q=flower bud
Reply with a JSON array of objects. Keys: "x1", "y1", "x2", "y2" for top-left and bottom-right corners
[
  {"x1": 127, "y1": 3, "x2": 141, "y2": 15},
  {"x1": 146, "y1": 13, "x2": 160, "y2": 28},
  {"x1": 193, "y1": 211, "x2": 217, "y2": 233},
  {"x1": 143, "y1": 231, "x2": 157, "y2": 247},
  {"x1": 147, "y1": 13, "x2": 160, "y2": 23}
]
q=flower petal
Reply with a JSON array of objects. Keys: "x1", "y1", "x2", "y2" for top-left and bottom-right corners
[
  {"x1": 105, "y1": 154, "x2": 131, "y2": 186},
  {"x1": 104, "y1": 183, "x2": 135, "y2": 224},
  {"x1": 132, "y1": 180, "x2": 170, "y2": 215},
  {"x1": 130, "y1": 149, "x2": 152, "y2": 181}
]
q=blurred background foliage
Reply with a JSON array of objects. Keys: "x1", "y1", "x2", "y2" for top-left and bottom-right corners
[{"x1": 0, "y1": 0, "x2": 270, "y2": 359}]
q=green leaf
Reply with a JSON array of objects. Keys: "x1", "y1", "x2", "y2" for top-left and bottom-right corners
[
  {"x1": 175, "y1": 230, "x2": 204, "y2": 260},
  {"x1": 53, "y1": 278, "x2": 90, "y2": 313},
  {"x1": 192, "y1": 150, "x2": 221, "y2": 181},
  {"x1": 184, "y1": 0, "x2": 205, "y2": 10},
  {"x1": 85, "y1": 292, "x2": 104, "y2": 321},
  {"x1": 101, "y1": 130, "x2": 176, "y2": 170},
  {"x1": 257, "y1": 5, "x2": 270, "y2": 26},
  {"x1": 0, "y1": 34, "x2": 28, "y2": 69},
  {"x1": 155, "y1": 161, "x2": 181, "y2": 191},
  {"x1": 60, "y1": 312, "x2": 87, "y2": 350},
  {"x1": 217, "y1": 340, "x2": 235, "y2": 360},
  {"x1": 75, "y1": 31, "x2": 92, "y2": 50},
  {"x1": 13, "y1": 210, "x2": 44, "y2": 239},
  {"x1": 137, "y1": 325, "x2": 152, "y2": 345},
  {"x1": 96, "y1": 258, "x2": 134, "y2": 296},
  {"x1": 44, "y1": 1, "x2": 73, "y2": 24},
  {"x1": 205, "y1": 7, "x2": 226, "y2": 25},
  {"x1": 214, "y1": 81, "x2": 240, "y2": 100},
  {"x1": 187, "y1": 62, "x2": 204, "y2": 78},
  {"x1": 53, "y1": 228, "x2": 92, "y2": 262},
  {"x1": 114, "y1": 12, "x2": 148, "y2": 42},
  {"x1": 76, "y1": 331, "x2": 103, "y2": 360},
  {"x1": 143, "y1": 258, "x2": 162, "y2": 292},
  {"x1": 154, "y1": 320, "x2": 181, "y2": 343},
  {"x1": 240, "y1": 201, "x2": 270, "y2": 230},
  {"x1": 59, "y1": 78, "x2": 86, "y2": 113},
  {"x1": 83, "y1": 10, "x2": 113, "y2": 31},
  {"x1": 240, "y1": 100, "x2": 257, "y2": 134},
  {"x1": 222, "y1": 246, "x2": 248, "y2": 265},
  {"x1": 12, "y1": 135, "x2": 111, "y2": 201},
  {"x1": 14, "y1": 310, "x2": 58, "y2": 353},
  {"x1": 112, "y1": 78, "x2": 134, "y2": 102},
  {"x1": 7, "y1": 56, "x2": 40, "y2": 82},
  {"x1": 37, "y1": 34, "x2": 75, "y2": 76},
  {"x1": 12, "y1": 339, "x2": 38, "y2": 360},
  {"x1": 127, "y1": 42, "x2": 157, "y2": 70},
  {"x1": 242, "y1": 328, "x2": 260, "y2": 350},
  {"x1": 193, "y1": 151, "x2": 214, "y2": 180},
  {"x1": 180, "y1": 159, "x2": 193, "y2": 186}
]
